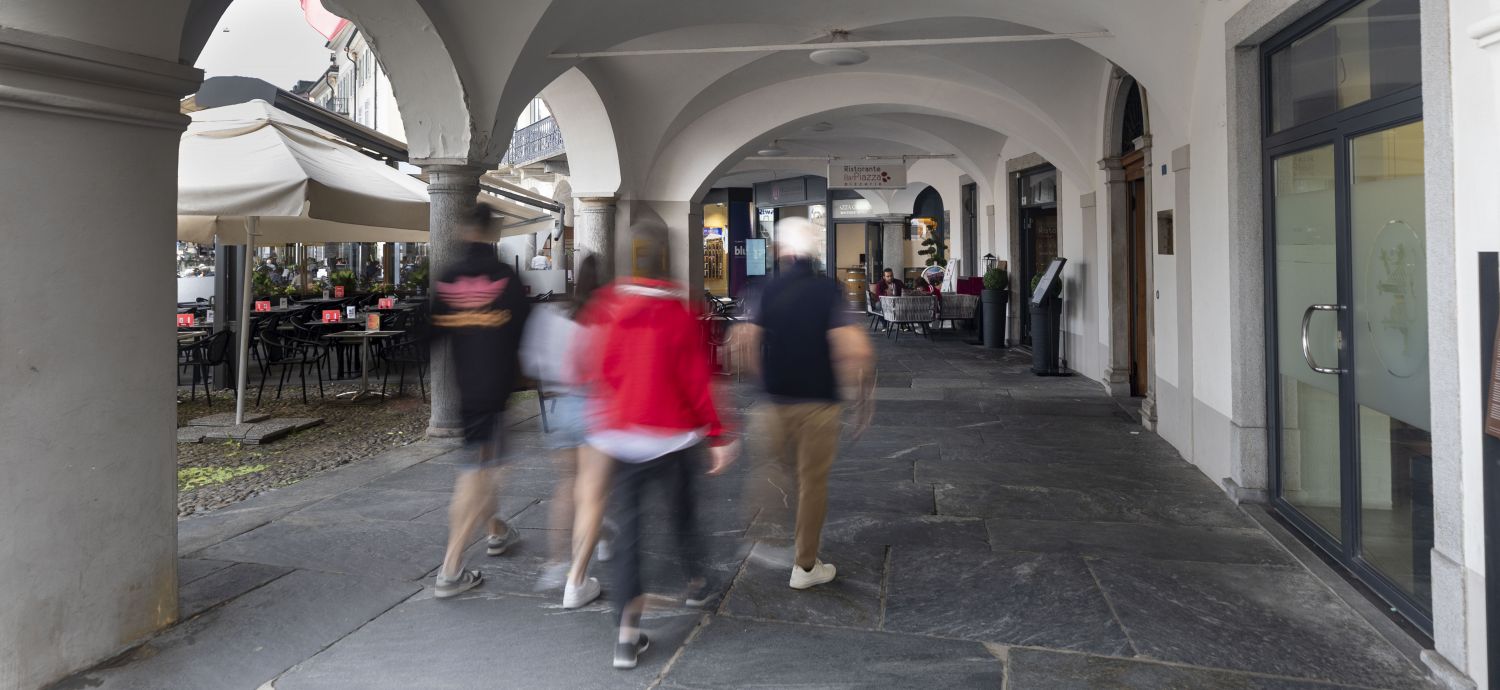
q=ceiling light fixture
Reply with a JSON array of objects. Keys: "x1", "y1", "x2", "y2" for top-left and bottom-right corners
[
  {"x1": 808, "y1": 31, "x2": 869, "y2": 67},
  {"x1": 757, "y1": 140, "x2": 788, "y2": 157}
]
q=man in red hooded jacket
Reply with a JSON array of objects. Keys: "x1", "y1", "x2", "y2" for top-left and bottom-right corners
[{"x1": 576, "y1": 220, "x2": 738, "y2": 670}]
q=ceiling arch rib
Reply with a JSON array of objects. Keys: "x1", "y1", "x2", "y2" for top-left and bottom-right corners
[
  {"x1": 539, "y1": 68, "x2": 622, "y2": 197},
  {"x1": 645, "y1": 72, "x2": 1086, "y2": 203}
]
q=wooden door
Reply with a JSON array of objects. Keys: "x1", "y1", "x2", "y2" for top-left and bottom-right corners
[{"x1": 1124, "y1": 150, "x2": 1149, "y2": 397}]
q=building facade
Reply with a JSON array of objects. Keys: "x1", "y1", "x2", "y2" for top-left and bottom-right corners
[{"x1": 2, "y1": 0, "x2": 1499, "y2": 687}]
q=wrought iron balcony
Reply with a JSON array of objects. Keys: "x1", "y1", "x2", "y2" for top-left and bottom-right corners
[{"x1": 503, "y1": 116, "x2": 565, "y2": 166}]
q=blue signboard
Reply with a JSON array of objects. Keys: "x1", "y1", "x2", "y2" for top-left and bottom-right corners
[{"x1": 745, "y1": 239, "x2": 767, "y2": 276}]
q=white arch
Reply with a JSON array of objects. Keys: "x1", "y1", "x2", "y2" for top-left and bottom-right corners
[
  {"x1": 541, "y1": 68, "x2": 621, "y2": 198},
  {"x1": 643, "y1": 72, "x2": 1090, "y2": 203},
  {"x1": 322, "y1": 0, "x2": 475, "y2": 162}
]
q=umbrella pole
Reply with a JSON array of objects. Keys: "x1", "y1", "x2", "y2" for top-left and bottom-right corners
[{"x1": 234, "y1": 217, "x2": 258, "y2": 425}]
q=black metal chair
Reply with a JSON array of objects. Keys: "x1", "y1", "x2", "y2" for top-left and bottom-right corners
[
  {"x1": 378, "y1": 329, "x2": 428, "y2": 399},
  {"x1": 256, "y1": 328, "x2": 329, "y2": 405},
  {"x1": 180, "y1": 330, "x2": 235, "y2": 407}
]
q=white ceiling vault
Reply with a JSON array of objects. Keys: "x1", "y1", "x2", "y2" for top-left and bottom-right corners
[{"x1": 10, "y1": 0, "x2": 1209, "y2": 202}]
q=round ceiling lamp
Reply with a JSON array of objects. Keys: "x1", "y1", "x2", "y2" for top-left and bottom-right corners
[
  {"x1": 757, "y1": 140, "x2": 788, "y2": 157},
  {"x1": 809, "y1": 31, "x2": 868, "y2": 67}
]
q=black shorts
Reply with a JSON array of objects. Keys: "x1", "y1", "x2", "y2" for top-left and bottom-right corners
[{"x1": 456, "y1": 411, "x2": 508, "y2": 469}]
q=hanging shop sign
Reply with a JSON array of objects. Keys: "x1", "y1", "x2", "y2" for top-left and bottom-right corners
[{"x1": 829, "y1": 161, "x2": 906, "y2": 190}]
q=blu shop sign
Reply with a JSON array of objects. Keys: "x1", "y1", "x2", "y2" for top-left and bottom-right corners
[{"x1": 829, "y1": 161, "x2": 906, "y2": 190}]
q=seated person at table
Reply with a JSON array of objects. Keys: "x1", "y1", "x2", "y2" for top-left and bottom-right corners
[
  {"x1": 916, "y1": 275, "x2": 943, "y2": 294},
  {"x1": 870, "y1": 268, "x2": 904, "y2": 298}
]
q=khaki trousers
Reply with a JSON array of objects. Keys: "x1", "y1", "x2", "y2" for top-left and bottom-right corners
[{"x1": 752, "y1": 402, "x2": 842, "y2": 571}]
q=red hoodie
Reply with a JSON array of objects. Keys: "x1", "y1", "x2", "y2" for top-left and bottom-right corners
[{"x1": 576, "y1": 278, "x2": 726, "y2": 444}]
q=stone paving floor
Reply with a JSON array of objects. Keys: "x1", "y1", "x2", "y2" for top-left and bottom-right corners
[{"x1": 62, "y1": 336, "x2": 1434, "y2": 689}]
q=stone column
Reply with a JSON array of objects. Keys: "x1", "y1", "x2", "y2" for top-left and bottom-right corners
[
  {"x1": 0, "y1": 27, "x2": 200, "y2": 690},
  {"x1": 1099, "y1": 158, "x2": 1132, "y2": 397},
  {"x1": 574, "y1": 196, "x2": 616, "y2": 282},
  {"x1": 879, "y1": 213, "x2": 908, "y2": 281},
  {"x1": 686, "y1": 206, "x2": 706, "y2": 295},
  {"x1": 419, "y1": 163, "x2": 485, "y2": 440}
]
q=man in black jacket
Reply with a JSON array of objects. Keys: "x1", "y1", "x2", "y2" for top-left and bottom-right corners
[
  {"x1": 740, "y1": 217, "x2": 874, "y2": 591},
  {"x1": 429, "y1": 202, "x2": 531, "y2": 599}
]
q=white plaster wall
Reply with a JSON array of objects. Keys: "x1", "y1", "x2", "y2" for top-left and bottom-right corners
[
  {"x1": 1183, "y1": 1, "x2": 1244, "y2": 485},
  {"x1": 1445, "y1": 0, "x2": 1500, "y2": 681}
]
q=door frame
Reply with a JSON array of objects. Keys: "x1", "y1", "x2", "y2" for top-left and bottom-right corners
[{"x1": 1260, "y1": 32, "x2": 1428, "y2": 626}]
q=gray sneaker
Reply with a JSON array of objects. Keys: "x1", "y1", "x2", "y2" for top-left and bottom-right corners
[
  {"x1": 487, "y1": 528, "x2": 521, "y2": 556},
  {"x1": 434, "y1": 569, "x2": 482, "y2": 599}
]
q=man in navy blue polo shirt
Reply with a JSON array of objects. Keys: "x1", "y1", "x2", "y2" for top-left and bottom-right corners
[{"x1": 740, "y1": 217, "x2": 874, "y2": 590}]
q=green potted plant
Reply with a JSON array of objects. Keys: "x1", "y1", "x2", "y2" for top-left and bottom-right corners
[
  {"x1": 917, "y1": 230, "x2": 948, "y2": 267},
  {"x1": 405, "y1": 258, "x2": 430, "y2": 296},
  {"x1": 328, "y1": 269, "x2": 358, "y2": 296},
  {"x1": 981, "y1": 266, "x2": 1008, "y2": 348},
  {"x1": 251, "y1": 271, "x2": 277, "y2": 299}
]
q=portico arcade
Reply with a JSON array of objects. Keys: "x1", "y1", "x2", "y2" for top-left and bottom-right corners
[{"x1": 1, "y1": 0, "x2": 1497, "y2": 687}]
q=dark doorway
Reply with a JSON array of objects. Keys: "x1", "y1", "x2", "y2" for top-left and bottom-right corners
[
  {"x1": 1017, "y1": 166, "x2": 1058, "y2": 347},
  {"x1": 1124, "y1": 149, "x2": 1149, "y2": 397},
  {"x1": 961, "y1": 182, "x2": 978, "y2": 276}
]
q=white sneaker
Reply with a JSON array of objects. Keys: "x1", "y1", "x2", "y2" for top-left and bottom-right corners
[
  {"x1": 563, "y1": 577, "x2": 602, "y2": 609},
  {"x1": 789, "y1": 560, "x2": 836, "y2": 590}
]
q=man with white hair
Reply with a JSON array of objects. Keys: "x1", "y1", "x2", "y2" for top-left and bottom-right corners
[{"x1": 740, "y1": 217, "x2": 874, "y2": 590}]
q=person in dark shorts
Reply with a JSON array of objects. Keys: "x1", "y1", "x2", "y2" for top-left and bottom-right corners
[{"x1": 428, "y1": 202, "x2": 531, "y2": 599}]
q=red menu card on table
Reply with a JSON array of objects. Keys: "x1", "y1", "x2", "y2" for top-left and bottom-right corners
[
  {"x1": 254, "y1": 300, "x2": 271, "y2": 312},
  {"x1": 377, "y1": 297, "x2": 395, "y2": 309},
  {"x1": 322, "y1": 310, "x2": 341, "y2": 323},
  {"x1": 333, "y1": 285, "x2": 345, "y2": 298},
  {"x1": 176, "y1": 313, "x2": 195, "y2": 327},
  {"x1": 366, "y1": 313, "x2": 380, "y2": 331}
]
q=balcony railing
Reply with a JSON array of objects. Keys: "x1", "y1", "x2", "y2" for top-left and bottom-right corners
[{"x1": 503, "y1": 116, "x2": 565, "y2": 166}]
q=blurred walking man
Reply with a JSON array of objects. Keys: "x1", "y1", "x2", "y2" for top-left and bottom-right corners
[
  {"x1": 741, "y1": 217, "x2": 874, "y2": 590},
  {"x1": 428, "y1": 203, "x2": 530, "y2": 598}
]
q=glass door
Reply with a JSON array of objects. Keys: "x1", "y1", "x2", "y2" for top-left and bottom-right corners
[
  {"x1": 1271, "y1": 144, "x2": 1345, "y2": 541},
  {"x1": 1267, "y1": 117, "x2": 1430, "y2": 626},
  {"x1": 1263, "y1": 0, "x2": 1428, "y2": 630},
  {"x1": 1349, "y1": 120, "x2": 1431, "y2": 606}
]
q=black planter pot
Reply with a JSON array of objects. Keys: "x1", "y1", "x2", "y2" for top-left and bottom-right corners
[{"x1": 981, "y1": 289, "x2": 1008, "y2": 348}]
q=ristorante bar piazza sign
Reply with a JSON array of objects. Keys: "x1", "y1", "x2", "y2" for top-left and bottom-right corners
[{"x1": 829, "y1": 160, "x2": 906, "y2": 190}]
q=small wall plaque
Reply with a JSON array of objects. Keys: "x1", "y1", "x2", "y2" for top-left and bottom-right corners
[{"x1": 1157, "y1": 210, "x2": 1175, "y2": 255}]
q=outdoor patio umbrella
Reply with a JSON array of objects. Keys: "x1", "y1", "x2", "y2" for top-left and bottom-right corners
[{"x1": 177, "y1": 100, "x2": 431, "y2": 425}]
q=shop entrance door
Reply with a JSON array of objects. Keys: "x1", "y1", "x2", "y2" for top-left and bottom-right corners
[
  {"x1": 1018, "y1": 207, "x2": 1058, "y2": 347},
  {"x1": 1268, "y1": 116, "x2": 1431, "y2": 627}
]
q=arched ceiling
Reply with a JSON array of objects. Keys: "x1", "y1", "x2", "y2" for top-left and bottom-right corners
[
  {"x1": 307, "y1": 0, "x2": 1204, "y2": 176},
  {"x1": 7, "y1": 0, "x2": 1212, "y2": 194}
]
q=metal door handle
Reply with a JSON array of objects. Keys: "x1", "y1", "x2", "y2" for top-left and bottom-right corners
[{"x1": 1300, "y1": 303, "x2": 1345, "y2": 375}]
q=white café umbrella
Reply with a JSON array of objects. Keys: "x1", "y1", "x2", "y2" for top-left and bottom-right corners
[{"x1": 178, "y1": 100, "x2": 430, "y2": 425}]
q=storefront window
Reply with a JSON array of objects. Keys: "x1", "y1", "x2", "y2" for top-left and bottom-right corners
[{"x1": 1268, "y1": 0, "x2": 1420, "y2": 132}]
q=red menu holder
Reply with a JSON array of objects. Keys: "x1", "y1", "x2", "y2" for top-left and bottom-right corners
[
  {"x1": 377, "y1": 297, "x2": 395, "y2": 309},
  {"x1": 333, "y1": 285, "x2": 345, "y2": 298},
  {"x1": 176, "y1": 313, "x2": 196, "y2": 327},
  {"x1": 366, "y1": 313, "x2": 381, "y2": 331},
  {"x1": 322, "y1": 310, "x2": 341, "y2": 323},
  {"x1": 254, "y1": 300, "x2": 271, "y2": 312}
]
